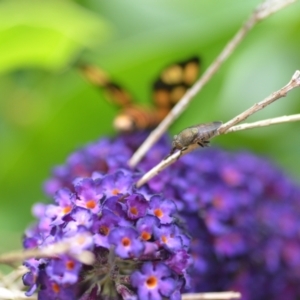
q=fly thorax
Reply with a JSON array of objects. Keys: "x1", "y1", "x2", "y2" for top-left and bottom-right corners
[
  {"x1": 179, "y1": 128, "x2": 197, "y2": 147},
  {"x1": 191, "y1": 127, "x2": 198, "y2": 137}
]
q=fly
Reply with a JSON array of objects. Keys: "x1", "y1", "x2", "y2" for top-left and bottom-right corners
[{"x1": 167, "y1": 121, "x2": 222, "y2": 158}]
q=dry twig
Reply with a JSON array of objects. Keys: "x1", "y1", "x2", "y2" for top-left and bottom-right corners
[
  {"x1": 218, "y1": 70, "x2": 300, "y2": 134},
  {"x1": 225, "y1": 113, "x2": 300, "y2": 133},
  {"x1": 128, "y1": 0, "x2": 298, "y2": 168},
  {"x1": 182, "y1": 291, "x2": 241, "y2": 300},
  {"x1": 0, "y1": 235, "x2": 95, "y2": 266},
  {"x1": 0, "y1": 287, "x2": 36, "y2": 300},
  {"x1": 135, "y1": 70, "x2": 300, "y2": 188},
  {"x1": 0, "y1": 267, "x2": 34, "y2": 300}
]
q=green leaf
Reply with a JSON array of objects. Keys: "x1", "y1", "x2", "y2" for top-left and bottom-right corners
[{"x1": 0, "y1": 0, "x2": 111, "y2": 73}]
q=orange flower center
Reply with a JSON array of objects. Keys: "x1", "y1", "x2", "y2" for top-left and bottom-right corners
[
  {"x1": 141, "y1": 231, "x2": 151, "y2": 241},
  {"x1": 130, "y1": 207, "x2": 138, "y2": 215},
  {"x1": 66, "y1": 260, "x2": 75, "y2": 270},
  {"x1": 161, "y1": 235, "x2": 168, "y2": 243},
  {"x1": 146, "y1": 276, "x2": 158, "y2": 289},
  {"x1": 112, "y1": 188, "x2": 120, "y2": 195},
  {"x1": 52, "y1": 283, "x2": 60, "y2": 293},
  {"x1": 99, "y1": 225, "x2": 109, "y2": 236},
  {"x1": 62, "y1": 206, "x2": 71, "y2": 215},
  {"x1": 154, "y1": 208, "x2": 163, "y2": 218},
  {"x1": 86, "y1": 200, "x2": 96, "y2": 209},
  {"x1": 122, "y1": 237, "x2": 131, "y2": 247}
]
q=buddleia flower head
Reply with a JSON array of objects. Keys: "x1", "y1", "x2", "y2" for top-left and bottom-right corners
[
  {"x1": 23, "y1": 170, "x2": 191, "y2": 300},
  {"x1": 35, "y1": 132, "x2": 300, "y2": 299}
]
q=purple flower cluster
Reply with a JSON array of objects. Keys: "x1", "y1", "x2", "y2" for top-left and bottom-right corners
[
  {"x1": 44, "y1": 132, "x2": 168, "y2": 197},
  {"x1": 23, "y1": 170, "x2": 191, "y2": 300},
  {"x1": 33, "y1": 131, "x2": 300, "y2": 300},
  {"x1": 176, "y1": 149, "x2": 300, "y2": 299}
]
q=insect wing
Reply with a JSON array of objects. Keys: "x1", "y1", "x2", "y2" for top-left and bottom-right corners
[
  {"x1": 194, "y1": 121, "x2": 223, "y2": 140},
  {"x1": 104, "y1": 82, "x2": 133, "y2": 107},
  {"x1": 79, "y1": 57, "x2": 201, "y2": 132},
  {"x1": 153, "y1": 56, "x2": 200, "y2": 110},
  {"x1": 79, "y1": 64, "x2": 133, "y2": 108}
]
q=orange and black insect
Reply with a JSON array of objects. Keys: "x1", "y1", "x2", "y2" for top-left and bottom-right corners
[{"x1": 78, "y1": 57, "x2": 200, "y2": 132}]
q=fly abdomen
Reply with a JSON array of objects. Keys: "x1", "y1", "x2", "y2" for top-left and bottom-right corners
[{"x1": 196, "y1": 121, "x2": 222, "y2": 141}]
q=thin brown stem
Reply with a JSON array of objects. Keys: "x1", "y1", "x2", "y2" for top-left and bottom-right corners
[
  {"x1": 135, "y1": 70, "x2": 300, "y2": 188},
  {"x1": 0, "y1": 235, "x2": 95, "y2": 266},
  {"x1": 226, "y1": 114, "x2": 300, "y2": 133},
  {"x1": 182, "y1": 291, "x2": 241, "y2": 300},
  {"x1": 218, "y1": 70, "x2": 300, "y2": 134},
  {"x1": 128, "y1": 0, "x2": 298, "y2": 168}
]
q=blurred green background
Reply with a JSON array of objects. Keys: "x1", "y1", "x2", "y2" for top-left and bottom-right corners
[{"x1": 1, "y1": 0, "x2": 300, "y2": 252}]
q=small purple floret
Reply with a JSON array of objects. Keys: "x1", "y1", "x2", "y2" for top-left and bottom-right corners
[
  {"x1": 108, "y1": 227, "x2": 144, "y2": 258},
  {"x1": 131, "y1": 262, "x2": 178, "y2": 300}
]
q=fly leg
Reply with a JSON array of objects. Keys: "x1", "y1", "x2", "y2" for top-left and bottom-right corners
[
  {"x1": 164, "y1": 147, "x2": 176, "y2": 160},
  {"x1": 197, "y1": 140, "x2": 210, "y2": 148},
  {"x1": 165, "y1": 146, "x2": 188, "y2": 161},
  {"x1": 179, "y1": 147, "x2": 188, "y2": 159}
]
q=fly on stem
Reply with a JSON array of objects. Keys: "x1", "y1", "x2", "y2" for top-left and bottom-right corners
[{"x1": 165, "y1": 121, "x2": 222, "y2": 159}]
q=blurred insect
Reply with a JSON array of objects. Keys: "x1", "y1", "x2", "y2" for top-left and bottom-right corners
[
  {"x1": 78, "y1": 57, "x2": 200, "y2": 132},
  {"x1": 167, "y1": 121, "x2": 223, "y2": 158}
]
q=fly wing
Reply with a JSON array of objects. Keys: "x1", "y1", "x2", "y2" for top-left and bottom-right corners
[{"x1": 195, "y1": 121, "x2": 223, "y2": 140}]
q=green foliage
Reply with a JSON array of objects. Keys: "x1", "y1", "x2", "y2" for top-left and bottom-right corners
[
  {"x1": 0, "y1": 0, "x2": 300, "y2": 251},
  {"x1": 0, "y1": 0, "x2": 110, "y2": 73}
]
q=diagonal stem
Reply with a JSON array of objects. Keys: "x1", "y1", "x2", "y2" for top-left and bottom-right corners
[
  {"x1": 128, "y1": 0, "x2": 298, "y2": 168},
  {"x1": 135, "y1": 70, "x2": 300, "y2": 188}
]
